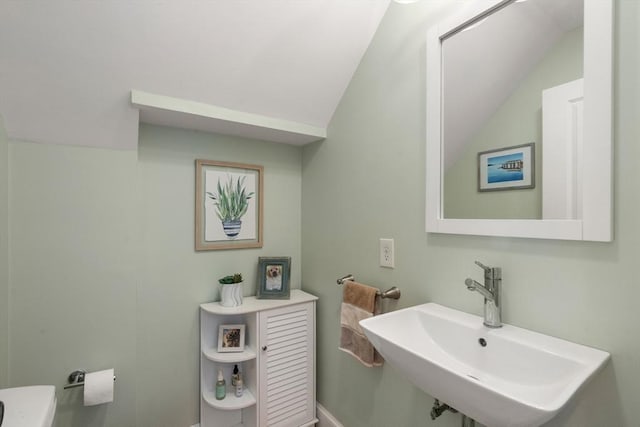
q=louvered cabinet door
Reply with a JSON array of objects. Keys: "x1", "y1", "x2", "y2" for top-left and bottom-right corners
[{"x1": 258, "y1": 302, "x2": 315, "y2": 427}]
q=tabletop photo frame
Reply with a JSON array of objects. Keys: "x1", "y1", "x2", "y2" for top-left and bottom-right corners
[
  {"x1": 217, "y1": 324, "x2": 246, "y2": 353},
  {"x1": 256, "y1": 256, "x2": 291, "y2": 300}
]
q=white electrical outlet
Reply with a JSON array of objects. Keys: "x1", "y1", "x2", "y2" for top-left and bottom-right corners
[{"x1": 379, "y1": 238, "x2": 395, "y2": 268}]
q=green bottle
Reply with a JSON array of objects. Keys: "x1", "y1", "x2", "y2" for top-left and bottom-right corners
[{"x1": 215, "y1": 369, "x2": 226, "y2": 400}]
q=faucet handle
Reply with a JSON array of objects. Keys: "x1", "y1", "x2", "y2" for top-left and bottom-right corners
[
  {"x1": 474, "y1": 261, "x2": 501, "y2": 279},
  {"x1": 474, "y1": 260, "x2": 491, "y2": 272}
]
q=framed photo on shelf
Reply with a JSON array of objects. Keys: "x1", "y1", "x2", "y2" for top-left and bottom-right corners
[
  {"x1": 477, "y1": 143, "x2": 535, "y2": 192},
  {"x1": 217, "y1": 324, "x2": 246, "y2": 353},
  {"x1": 195, "y1": 159, "x2": 264, "y2": 251},
  {"x1": 256, "y1": 256, "x2": 291, "y2": 300}
]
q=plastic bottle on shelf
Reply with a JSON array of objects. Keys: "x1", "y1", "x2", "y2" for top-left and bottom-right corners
[
  {"x1": 235, "y1": 376, "x2": 243, "y2": 397},
  {"x1": 215, "y1": 369, "x2": 226, "y2": 400},
  {"x1": 231, "y1": 364, "x2": 239, "y2": 386}
]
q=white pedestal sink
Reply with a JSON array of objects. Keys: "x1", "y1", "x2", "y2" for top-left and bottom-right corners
[
  {"x1": 360, "y1": 303, "x2": 609, "y2": 427},
  {"x1": 0, "y1": 385, "x2": 56, "y2": 427}
]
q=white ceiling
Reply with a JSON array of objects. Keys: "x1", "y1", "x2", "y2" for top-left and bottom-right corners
[{"x1": 0, "y1": 0, "x2": 390, "y2": 150}]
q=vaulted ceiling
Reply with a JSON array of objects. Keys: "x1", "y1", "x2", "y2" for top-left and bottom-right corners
[
  {"x1": 441, "y1": 0, "x2": 583, "y2": 170},
  {"x1": 0, "y1": 1, "x2": 390, "y2": 149}
]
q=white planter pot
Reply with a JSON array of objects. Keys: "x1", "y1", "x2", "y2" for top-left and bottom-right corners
[{"x1": 220, "y1": 282, "x2": 243, "y2": 307}]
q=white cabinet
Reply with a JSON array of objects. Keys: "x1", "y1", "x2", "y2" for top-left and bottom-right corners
[
  {"x1": 258, "y1": 303, "x2": 315, "y2": 427},
  {"x1": 200, "y1": 290, "x2": 318, "y2": 427}
]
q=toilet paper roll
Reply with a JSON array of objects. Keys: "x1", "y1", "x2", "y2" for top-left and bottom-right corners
[{"x1": 83, "y1": 368, "x2": 114, "y2": 406}]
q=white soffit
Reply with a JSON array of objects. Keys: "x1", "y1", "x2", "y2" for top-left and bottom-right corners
[
  {"x1": 131, "y1": 90, "x2": 327, "y2": 145},
  {"x1": 0, "y1": 1, "x2": 390, "y2": 149}
]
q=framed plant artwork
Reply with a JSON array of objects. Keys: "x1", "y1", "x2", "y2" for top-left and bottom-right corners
[
  {"x1": 217, "y1": 324, "x2": 246, "y2": 353},
  {"x1": 478, "y1": 143, "x2": 535, "y2": 192},
  {"x1": 195, "y1": 160, "x2": 263, "y2": 250},
  {"x1": 256, "y1": 257, "x2": 291, "y2": 300}
]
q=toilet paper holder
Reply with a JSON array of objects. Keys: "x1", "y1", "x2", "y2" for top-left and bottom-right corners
[{"x1": 64, "y1": 370, "x2": 116, "y2": 390}]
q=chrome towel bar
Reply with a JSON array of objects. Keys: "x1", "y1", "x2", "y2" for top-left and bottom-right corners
[{"x1": 336, "y1": 274, "x2": 401, "y2": 300}]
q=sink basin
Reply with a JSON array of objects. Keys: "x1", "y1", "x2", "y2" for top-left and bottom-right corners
[{"x1": 360, "y1": 303, "x2": 609, "y2": 427}]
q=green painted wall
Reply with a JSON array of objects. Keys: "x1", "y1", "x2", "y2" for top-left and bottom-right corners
[
  {"x1": 134, "y1": 125, "x2": 302, "y2": 427},
  {"x1": 444, "y1": 27, "x2": 583, "y2": 219},
  {"x1": 0, "y1": 117, "x2": 8, "y2": 388},
  {"x1": 5, "y1": 124, "x2": 302, "y2": 427},
  {"x1": 302, "y1": 2, "x2": 639, "y2": 427},
  {"x1": 9, "y1": 141, "x2": 140, "y2": 426}
]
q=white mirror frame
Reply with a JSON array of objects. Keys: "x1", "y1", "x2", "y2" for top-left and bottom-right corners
[{"x1": 426, "y1": 0, "x2": 613, "y2": 241}]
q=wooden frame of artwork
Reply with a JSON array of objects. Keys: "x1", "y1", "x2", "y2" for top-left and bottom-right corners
[{"x1": 195, "y1": 159, "x2": 263, "y2": 251}]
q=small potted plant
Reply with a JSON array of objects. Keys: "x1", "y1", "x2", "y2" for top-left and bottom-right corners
[{"x1": 218, "y1": 273, "x2": 243, "y2": 307}]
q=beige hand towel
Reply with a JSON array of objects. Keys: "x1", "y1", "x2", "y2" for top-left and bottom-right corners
[{"x1": 338, "y1": 281, "x2": 384, "y2": 367}]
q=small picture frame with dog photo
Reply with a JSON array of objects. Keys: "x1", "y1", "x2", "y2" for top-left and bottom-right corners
[
  {"x1": 256, "y1": 256, "x2": 291, "y2": 300},
  {"x1": 217, "y1": 324, "x2": 245, "y2": 353}
]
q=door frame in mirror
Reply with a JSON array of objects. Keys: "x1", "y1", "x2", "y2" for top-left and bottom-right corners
[{"x1": 425, "y1": 0, "x2": 613, "y2": 241}]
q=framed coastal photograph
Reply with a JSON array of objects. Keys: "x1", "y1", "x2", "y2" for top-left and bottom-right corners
[
  {"x1": 256, "y1": 257, "x2": 291, "y2": 300},
  {"x1": 478, "y1": 143, "x2": 535, "y2": 192},
  {"x1": 195, "y1": 160, "x2": 263, "y2": 251},
  {"x1": 217, "y1": 324, "x2": 245, "y2": 352}
]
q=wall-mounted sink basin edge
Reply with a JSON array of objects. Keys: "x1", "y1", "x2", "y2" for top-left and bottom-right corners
[{"x1": 360, "y1": 303, "x2": 610, "y2": 427}]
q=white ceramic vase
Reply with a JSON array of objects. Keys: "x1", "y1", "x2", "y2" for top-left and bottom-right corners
[{"x1": 220, "y1": 282, "x2": 243, "y2": 307}]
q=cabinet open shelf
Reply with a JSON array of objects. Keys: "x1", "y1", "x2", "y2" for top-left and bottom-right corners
[
  {"x1": 203, "y1": 347, "x2": 257, "y2": 363},
  {"x1": 203, "y1": 388, "x2": 256, "y2": 411}
]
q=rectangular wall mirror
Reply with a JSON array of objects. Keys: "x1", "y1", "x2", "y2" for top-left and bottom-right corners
[{"x1": 425, "y1": 0, "x2": 613, "y2": 241}]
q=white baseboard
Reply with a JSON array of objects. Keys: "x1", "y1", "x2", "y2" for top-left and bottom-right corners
[
  {"x1": 195, "y1": 405, "x2": 338, "y2": 427},
  {"x1": 316, "y1": 402, "x2": 344, "y2": 427}
]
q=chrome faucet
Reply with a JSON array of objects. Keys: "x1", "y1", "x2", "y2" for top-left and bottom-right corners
[{"x1": 465, "y1": 261, "x2": 502, "y2": 328}]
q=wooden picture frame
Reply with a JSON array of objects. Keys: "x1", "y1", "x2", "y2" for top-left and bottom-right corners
[{"x1": 195, "y1": 160, "x2": 263, "y2": 250}]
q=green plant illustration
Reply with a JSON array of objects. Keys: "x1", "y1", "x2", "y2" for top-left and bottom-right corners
[{"x1": 206, "y1": 175, "x2": 254, "y2": 222}]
